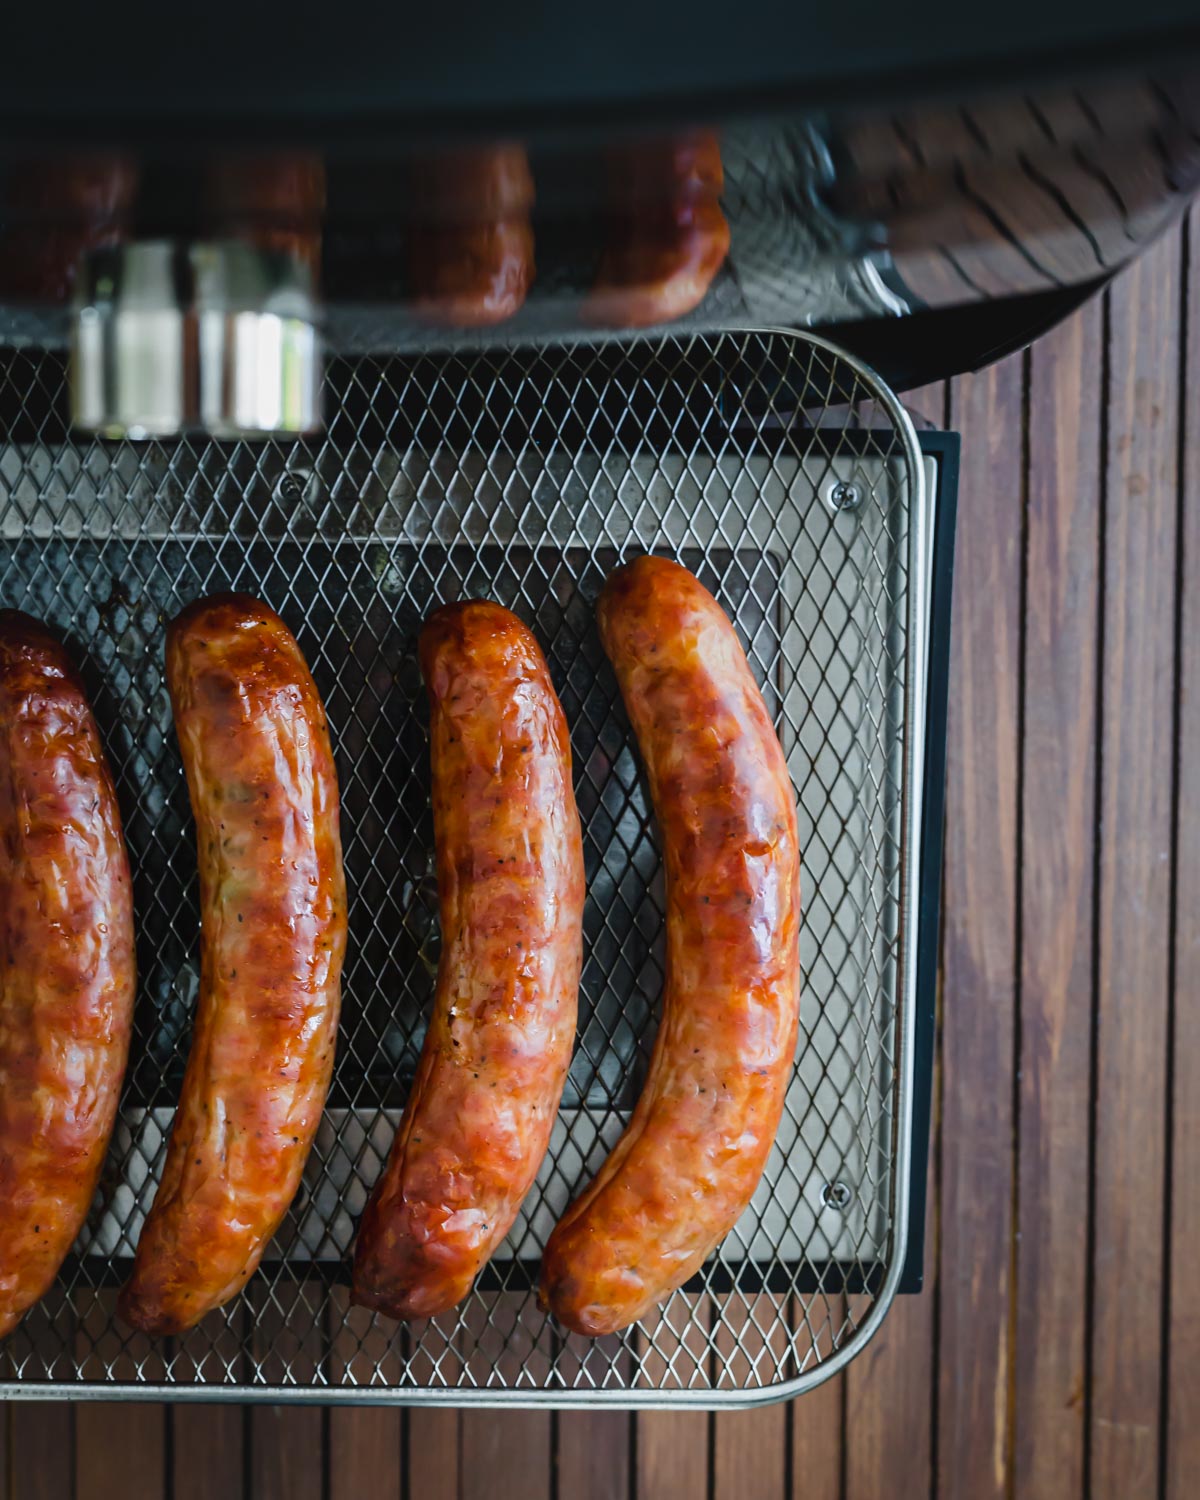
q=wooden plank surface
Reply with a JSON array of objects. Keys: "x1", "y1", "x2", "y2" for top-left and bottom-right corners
[
  {"x1": 1091, "y1": 230, "x2": 1180, "y2": 1500},
  {"x1": 1166, "y1": 205, "x2": 1199, "y2": 1500},
  {"x1": 74, "y1": 1290, "x2": 165, "y2": 1500},
  {"x1": 635, "y1": 1297, "x2": 711, "y2": 1500},
  {"x1": 557, "y1": 1409, "x2": 631, "y2": 1500},
  {"x1": 790, "y1": 1360, "x2": 843, "y2": 1500},
  {"x1": 172, "y1": 1307, "x2": 248, "y2": 1500},
  {"x1": 555, "y1": 1330, "x2": 632, "y2": 1500},
  {"x1": 636, "y1": 1409, "x2": 709, "y2": 1500},
  {"x1": 405, "y1": 1312, "x2": 461, "y2": 1498},
  {"x1": 9, "y1": 1400, "x2": 70, "y2": 1500},
  {"x1": 249, "y1": 1281, "x2": 325, "y2": 1500},
  {"x1": 8, "y1": 1291, "x2": 73, "y2": 1500},
  {"x1": 408, "y1": 1408, "x2": 460, "y2": 1500},
  {"x1": 173, "y1": 1404, "x2": 244, "y2": 1500},
  {"x1": 846, "y1": 1149, "x2": 937, "y2": 1500},
  {"x1": 458, "y1": 1294, "x2": 552, "y2": 1500},
  {"x1": 328, "y1": 1289, "x2": 403, "y2": 1500},
  {"x1": 1014, "y1": 294, "x2": 1102, "y2": 1499},
  {"x1": 937, "y1": 355, "x2": 1023, "y2": 1500},
  {"x1": 711, "y1": 1295, "x2": 789, "y2": 1500}
]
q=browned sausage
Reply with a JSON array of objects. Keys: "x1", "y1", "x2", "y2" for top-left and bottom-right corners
[
  {"x1": 408, "y1": 145, "x2": 535, "y2": 327},
  {"x1": 352, "y1": 601, "x2": 583, "y2": 1320},
  {"x1": 118, "y1": 594, "x2": 346, "y2": 1336},
  {"x1": 0, "y1": 612, "x2": 135, "y2": 1338},
  {"x1": 584, "y1": 133, "x2": 730, "y2": 329},
  {"x1": 539, "y1": 557, "x2": 800, "y2": 1336}
]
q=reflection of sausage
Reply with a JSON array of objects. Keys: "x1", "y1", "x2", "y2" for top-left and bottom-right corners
[
  {"x1": 353, "y1": 602, "x2": 583, "y2": 1320},
  {"x1": 408, "y1": 145, "x2": 535, "y2": 327},
  {"x1": 119, "y1": 595, "x2": 346, "y2": 1336},
  {"x1": 206, "y1": 154, "x2": 326, "y2": 274},
  {"x1": 540, "y1": 558, "x2": 800, "y2": 1336},
  {"x1": 0, "y1": 156, "x2": 137, "y2": 303},
  {"x1": 0, "y1": 613, "x2": 135, "y2": 1339},
  {"x1": 585, "y1": 134, "x2": 730, "y2": 328}
]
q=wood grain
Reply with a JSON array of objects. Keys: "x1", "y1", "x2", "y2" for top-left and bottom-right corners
[
  {"x1": 250, "y1": 1404, "x2": 321, "y2": 1500},
  {"x1": 712, "y1": 1295, "x2": 789, "y2": 1500},
  {"x1": 791, "y1": 1365, "x2": 843, "y2": 1500},
  {"x1": 459, "y1": 1293, "x2": 552, "y2": 1500},
  {"x1": 788, "y1": 1288, "x2": 847, "y2": 1500},
  {"x1": 249, "y1": 1280, "x2": 325, "y2": 1500},
  {"x1": 1166, "y1": 205, "x2": 1200, "y2": 1500},
  {"x1": 408, "y1": 1408, "x2": 460, "y2": 1500},
  {"x1": 1170, "y1": 205, "x2": 1194, "y2": 1500},
  {"x1": 637, "y1": 1410, "x2": 710, "y2": 1500},
  {"x1": 461, "y1": 1403, "x2": 550, "y2": 1500},
  {"x1": 172, "y1": 1305, "x2": 248, "y2": 1500},
  {"x1": 405, "y1": 1309, "x2": 461, "y2": 1498},
  {"x1": 555, "y1": 1330, "x2": 632, "y2": 1500},
  {"x1": 938, "y1": 355, "x2": 1023, "y2": 1500},
  {"x1": 328, "y1": 1288, "x2": 402, "y2": 1500},
  {"x1": 75, "y1": 1403, "x2": 164, "y2": 1500},
  {"x1": 845, "y1": 1293, "x2": 934, "y2": 1500},
  {"x1": 75, "y1": 1289, "x2": 166, "y2": 1500},
  {"x1": 846, "y1": 1128, "x2": 938, "y2": 1500},
  {"x1": 9, "y1": 1399, "x2": 70, "y2": 1500},
  {"x1": 1014, "y1": 295, "x2": 1102, "y2": 1499},
  {"x1": 1091, "y1": 231, "x2": 1180, "y2": 1500},
  {"x1": 635, "y1": 1296, "x2": 711, "y2": 1500},
  {"x1": 557, "y1": 1409, "x2": 631, "y2": 1500},
  {"x1": 173, "y1": 1404, "x2": 244, "y2": 1500},
  {"x1": 7, "y1": 1289, "x2": 72, "y2": 1500}
]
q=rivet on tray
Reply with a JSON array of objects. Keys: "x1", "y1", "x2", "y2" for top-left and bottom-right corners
[
  {"x1": 276, "y1": 473, "x2": 307, "y2": 505},
  {"x1": 828, "y1": 481, "x2": 861, "y2": 512},
  {"x1": 821, "y1": 1180, "x2": 853, "y2": 1210}
]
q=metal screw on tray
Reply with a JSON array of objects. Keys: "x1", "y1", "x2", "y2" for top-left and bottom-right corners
[
  {"x1": 828, "y1": 480, "x2": 861, "y2": 512},
  {"x1": 821, "y1": 1180, "x2": 853, "y2": 1210}
]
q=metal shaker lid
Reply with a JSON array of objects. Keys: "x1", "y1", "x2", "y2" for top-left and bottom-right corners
[{"x1": 70, "y1": 240, "x2": 321, "y2": 439}]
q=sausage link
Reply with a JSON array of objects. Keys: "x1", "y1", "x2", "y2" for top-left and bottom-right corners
[
  {"x1": 539, "y1": 557, "x2": 800, "y2": 1336},
  {"x1": 408, "y1": 145, "x2": 535, "y2": 328},
  {"x1": 352, "y1": 602, "x2": 583, "y2": 1320},
  {"x1": 0, "y1": 612, "x2": 135, "y2": 1338},
  {"x1": 584, "y1": 133, "x2": 730, "y2": 329},
  {"x1": 118, "y1": 594, "x2": 346, "y2": 1335}
]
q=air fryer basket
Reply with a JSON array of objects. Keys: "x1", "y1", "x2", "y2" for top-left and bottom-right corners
[{"x1": 0, "y1": 328, "x2": 929, "y2": 1405}]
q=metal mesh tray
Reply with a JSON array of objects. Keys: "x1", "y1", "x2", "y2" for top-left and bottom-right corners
[{"x1": 0, "y1": 329, "x2": 928, "y2": 1405}]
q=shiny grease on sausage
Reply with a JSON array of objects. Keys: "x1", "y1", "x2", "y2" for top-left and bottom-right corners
[
  {"x1": 352, "y1": 602, "x2": 583, "y2": 1320},
  {"x1": 0, "y1": 612, "x2": 135, "y2": 1339},
  {"x1": 119, "y1": 594, "x2": 345, "y2": 1336},
  {"x1": 539, "y1": 557, "x2": 800, "y2": 1336}
]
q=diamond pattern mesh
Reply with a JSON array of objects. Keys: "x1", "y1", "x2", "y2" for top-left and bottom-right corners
[{"x1": 0, "y1": 329, "x2": 925, "y2": 1402}]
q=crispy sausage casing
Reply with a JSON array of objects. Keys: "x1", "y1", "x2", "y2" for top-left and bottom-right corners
[
  {"x1": 0, "y1": 612, "x2": 135, "y2": 1339},
  {"x1": 118, "y1": 594, "x2": 346, "y2": 1336},
  {"x1": 352, "y1": 602, "x2": 584, "y2": 1321},
  {"x1": 539, "y1": 557, "x2": 800, "y2": 1336}
]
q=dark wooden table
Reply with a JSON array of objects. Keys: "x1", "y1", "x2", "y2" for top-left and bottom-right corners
[{"x1": 4, "y1": 209, "x2": 1196, "y2": 1500}]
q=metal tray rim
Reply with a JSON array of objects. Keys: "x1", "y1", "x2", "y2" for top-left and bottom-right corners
[{"x1": 0, "y1": 324, "x2": 931, "y2": 1408}]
